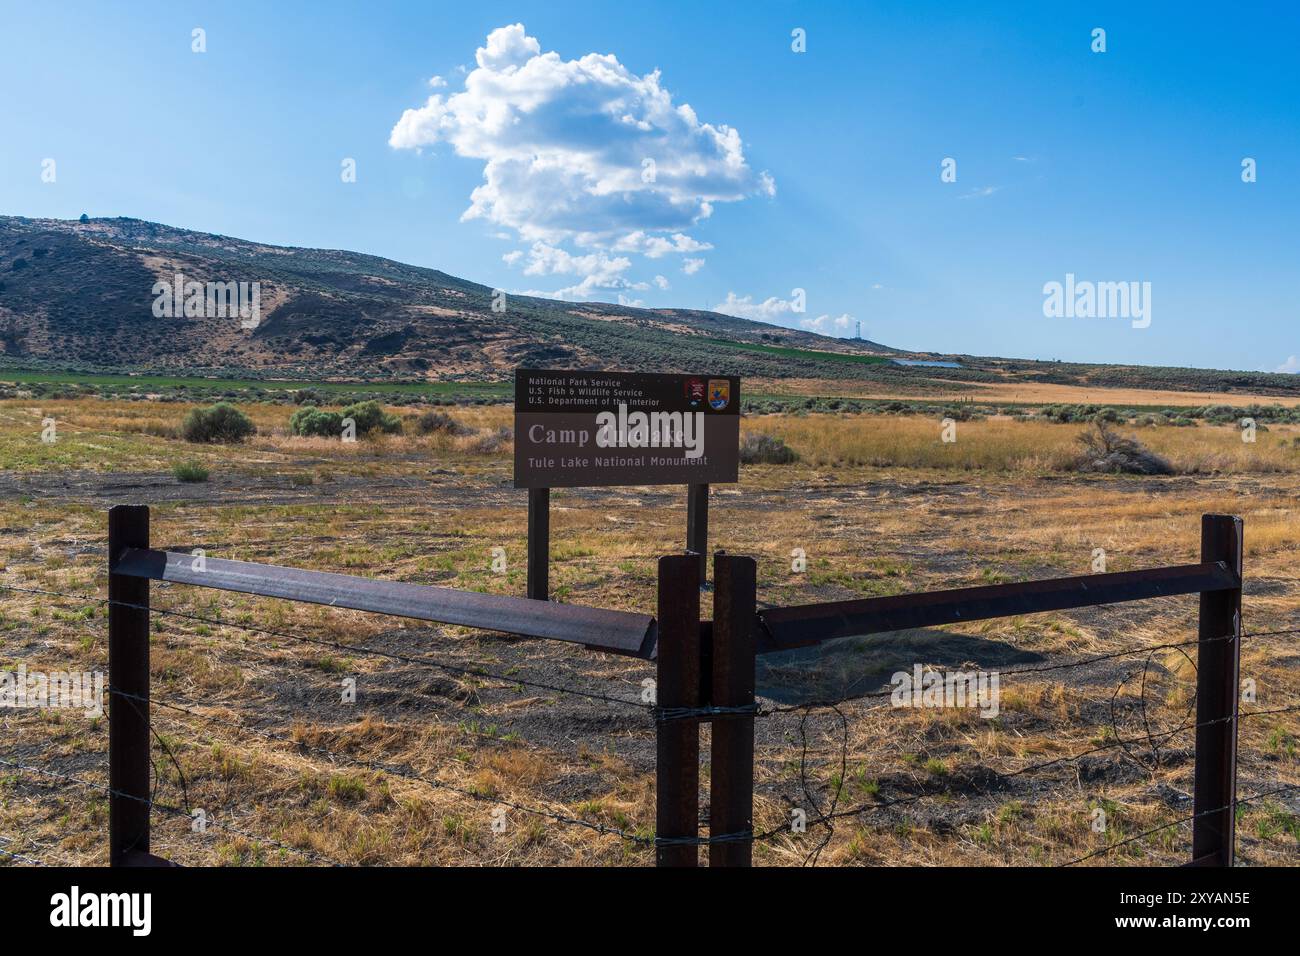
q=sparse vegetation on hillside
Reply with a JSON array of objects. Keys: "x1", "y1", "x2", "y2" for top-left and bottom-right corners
[{"x1": 7, "y1": 216, "x2": 1300, "y2": 403}]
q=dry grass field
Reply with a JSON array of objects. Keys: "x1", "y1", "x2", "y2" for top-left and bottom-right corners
[
  {"x1": 1, "y1": 397, "x2": 1297, "y2": 866},
  {"x1": 750, "y1": 375, "x2": 1300, "y2": 409}
]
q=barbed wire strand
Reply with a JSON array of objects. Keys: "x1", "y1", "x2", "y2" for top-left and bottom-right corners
[
  {"x1": 0, "y1": 843, "x2": 45, "y2": 866},
  {"x1": 759, "y1": 634, "x2": 1240, "y2": 716},
  {"x1": 5, "y1": 579, "x2": 1299, "y2": 862},
  {"x1": 1060, "y1": 782, "x2": 1300, "y2": 866},
  {"x1": 0, "y1": 754, "x2": 343, "y2": 866},
  {"x1": 107, "y1": 686, "x2": 656, "y2": 848},
  {"x1": 751, "y1": 701, "x2": 1300, "y2": 863},
  {"x1": 0, "y1": 581, "x2": 648, "y2": 711}
]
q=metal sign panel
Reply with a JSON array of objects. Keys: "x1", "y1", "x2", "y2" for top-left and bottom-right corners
[{"x1": 514, "y1": 368, "x2": 740, "y2": 489}]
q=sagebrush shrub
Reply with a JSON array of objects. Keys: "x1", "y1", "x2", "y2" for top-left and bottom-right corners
[
  {"x1": 1075, "y1": 421, "x2": 1173, "y2": 475},
  {"x1": 289, "y1": 406, "x2": 344, "y2": 437},
  {"x1": 181, "y1": 403, "x2": 254, "y2": 444},
  {"x1": 414, "y1": 410, "x2": 474, "y2": 436},
  {"x1": 739, "y1": 433, "x2": 799, "y2": 464}
]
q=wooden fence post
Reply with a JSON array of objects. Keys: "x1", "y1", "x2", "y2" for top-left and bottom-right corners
[
  {"x1": 655, "y1": 554, "x2": 701, "y2": 866},
  {"x1": 710, "y1": 552, "x2": 756, "y2": 866},
  {"x1": 527, "y1": 487, "x2": 549, "y2": 601},
  {"x1": 686, "y1": 484, "x2": 709, "y2": 586},
  {"x1": 1192, "y1": 514, "x2": 1243, "y2": 866},
  {"x1": 109, "y1": 504, "x2": 151, "y2": 867}
]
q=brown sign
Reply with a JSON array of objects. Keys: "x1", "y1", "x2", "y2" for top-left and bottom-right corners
[{"x1": 514, "y1": 368, "x2": 740, "y2": 489}]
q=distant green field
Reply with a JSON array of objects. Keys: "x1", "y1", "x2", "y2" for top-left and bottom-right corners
[
  {"x1": 0, "y1": 368, "x2": 510, "y2": 398},
  {"x1": 701, "y1": 338, "x2": 891, "y2": 365}
]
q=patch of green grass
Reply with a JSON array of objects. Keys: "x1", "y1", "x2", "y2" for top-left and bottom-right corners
[
  {"x1": 311, "y1": 655, "x2": 352, "y2": 674},
  {"x1": 0, "y1": 366, "x2": 507, "y2": 393},
  {"x1": 1253, "y1": 802, "x2": 1300, "y2": 841},
  {"x1": 851, "y1": 766, "x2": 879, "y2": 797},
  {"x1": 172, "y1": 460, "x2": 209, "y2": 482},
  {"x1": 442, "y1": 814, "x2": 472, "y2": 841},
  {"x1": 1267, "y1": 727, "x2": 1297, "y2": 759},
  {"x1": 997, "y1": 800, "x2": 1026, "y2": 824},
  {"x1": 327, "y1": 774, "x2": 367, "y2": 801}
]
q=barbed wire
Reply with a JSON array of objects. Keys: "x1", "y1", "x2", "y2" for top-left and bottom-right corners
[
  {"x1": 757, "y1": 633, "x2": 1239, "y2": 716},
  {"x1": 4, "y1": 577, "x2": 1298, "y2": 865},
  {"x1": 748, "y1": 701, "x2": 1300, "y2": 864},
  {"x1": 0, "y1": 842, "x2": 45, "y2": 866},
  {"x1": 108, "y1": 686, "x2": 656, "y2": 849},
  {"x1": 1242, "y1": 626, "x2": 1300, "y2": 639},
  {"x1": 0, "y1": 829, "x2": 77, "y2": 867},
  {"x1": 0, "y1": 581, "x2": 649, "y2": 711},
  {"x1": 0, "y1": 753, "x2": 344, "y2": 866},
  {"x1": 1060, "y1": 781, "x2": 1300, "y2": 866},
  {"x1": 749, "y1": 648, "x2": 1300, "y2": 866},
  {"x1": 3, "y1": 578, "x2": 664, "y2": 858},
  {"x1": 1109, "y1": 644, "x2": 1197, "y2": 771}
]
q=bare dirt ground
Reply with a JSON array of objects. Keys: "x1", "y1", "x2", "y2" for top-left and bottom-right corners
[{"x1": 1, "y1": 400, "x2": 1297, "y2": 867}]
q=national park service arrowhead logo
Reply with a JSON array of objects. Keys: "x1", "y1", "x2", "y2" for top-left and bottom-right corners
[
  {"x1": 708, "y1": 378, "x2": 730, "y2": 411},
  {"x1": 685, "y1": 377, "x2": 706, "y2": 408}
]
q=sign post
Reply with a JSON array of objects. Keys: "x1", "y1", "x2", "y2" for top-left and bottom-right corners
[
  {"x1": 527, "y1": 487, "x2": 550, "y2": 601},
  {"x1": 686, "y1": 483, "x2": 709, "y2": 583},
  {"x1": 515, "y1": 368, "x2": 740, "y2": 597}
]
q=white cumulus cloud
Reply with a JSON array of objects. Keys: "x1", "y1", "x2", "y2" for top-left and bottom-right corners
[
  {"x1": 390, "y1": 23, "x2": 772, "y2": 300},
  {"x1": 612, "y1": 231, "x2": 713, "y2": 258},
  {"x1": 800, "y1": 313, "x2": 854, "y2": 335},
  {"x1": 713, "y1": 291, "x2": 797, "y2": 322}
]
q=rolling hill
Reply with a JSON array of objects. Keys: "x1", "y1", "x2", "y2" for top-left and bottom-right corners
[
  {"x1": 1, "y1": 214, "x2": 1298, "y2": 400},
  {"x1": 0, "y1": 215, "x2": 907, "y2": 382}
]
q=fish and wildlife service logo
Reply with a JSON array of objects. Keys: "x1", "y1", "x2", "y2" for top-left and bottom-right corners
[
  {"x1": 708, "y1": 378, "x2": 730, "y2": 411},
  {"x1": 685, "y1": 377, "x2": 706, "y2": 408}
]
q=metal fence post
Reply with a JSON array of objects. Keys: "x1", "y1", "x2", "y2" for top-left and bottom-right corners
[
  {"x1": 527, "y1": 487, "x2": 549, "y2": 600},
  {"x1": 710, "y1": 552, "x2": 756, "y2": 866},
  {"x1": 1192, "y1": 513, "x2": 1244, "y2": 866},
  {"x1": 686, "y1": 483, "x2": 709, "y2": 586},
  {"x1": 655, "y1": 554, "x2": 701, "y2": 866},
  {"x1": 109, "y1": 504, "x2": 151, "y2": 867}
]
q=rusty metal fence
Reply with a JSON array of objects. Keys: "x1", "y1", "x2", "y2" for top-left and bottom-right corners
[
  {"x1": 656, "y1": 514, "x2": 1291, "y2": 867},
  {"x1": 4, "y1": 508, "x2": 1298, "y2": 868}
]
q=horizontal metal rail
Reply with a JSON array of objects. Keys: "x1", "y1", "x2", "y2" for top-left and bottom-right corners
[
  {"x1": 758, "y1": 561, "x2": 1238, "y2": 653},
  {"x1": 112, "y1": 547, "x2": 657, "y2": 659}
]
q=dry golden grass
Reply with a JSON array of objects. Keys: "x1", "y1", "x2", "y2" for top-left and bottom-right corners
[
  {"x1": 0, "y1": 397, "x2": 1296, "y2": 867},
  {"x1": 749, "y1": 376, "x2": 1300, "y2": 409},
  {"x1": 748, "y1": 413, "x2": 1300, "y2": 474}
]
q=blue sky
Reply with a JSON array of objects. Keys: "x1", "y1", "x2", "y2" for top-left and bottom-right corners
[{"x1": 1, "y1": 1, "x2": 1296, "y2": 371}]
